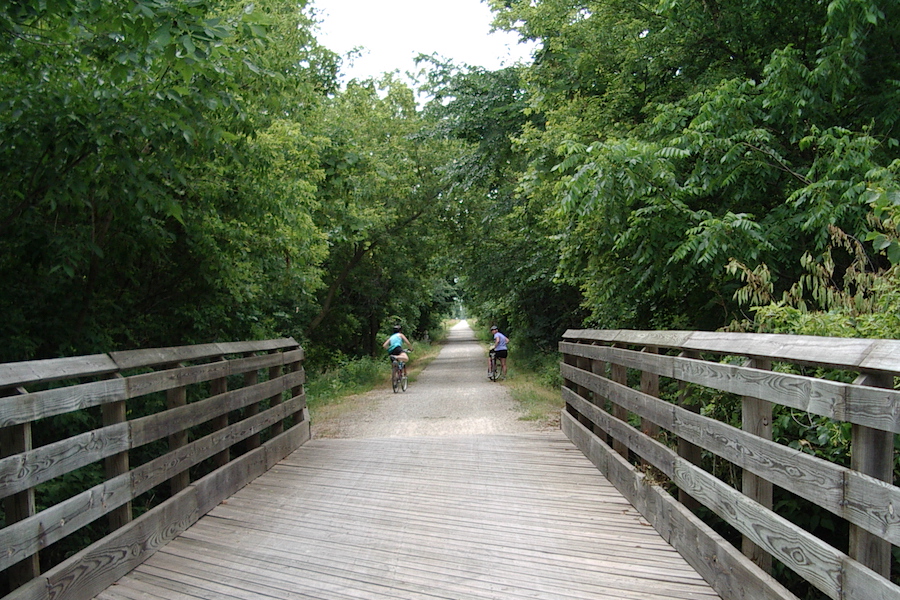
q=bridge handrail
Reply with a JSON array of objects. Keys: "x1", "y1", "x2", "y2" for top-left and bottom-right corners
[
  {"x1": 0, "y1": 339, "x2": 309, "y2": 600},
  {"x1": 561, "y1": 329, "x2": 900, "y2": 600}
]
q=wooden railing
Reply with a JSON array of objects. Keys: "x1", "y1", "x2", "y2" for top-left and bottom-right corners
[
  {"x1": 560, "y1": 330, "x2": 900, "y2": 600},
  {"x1": 0, "y1": 339, "x2": 309, "y2": 600}
]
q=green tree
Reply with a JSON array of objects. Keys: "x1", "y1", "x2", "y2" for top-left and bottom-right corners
[
  {"x1": 0, "y1": 0, "x2": 337, "y2": 359},
  {"x1": 421, "y1": 61, "x2": 587, "y2": 348},
  {"x1": 490, "y1": 0, "x2": 900, "y2": 331},
  {"x1": 304, "y1": 76, "x2": 458, "y2": 361}
]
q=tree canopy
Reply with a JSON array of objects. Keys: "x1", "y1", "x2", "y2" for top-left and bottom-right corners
[{"x1": 3, "y1": 0, "x2": 900, "y2": 365}]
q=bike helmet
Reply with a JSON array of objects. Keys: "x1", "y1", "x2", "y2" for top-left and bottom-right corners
[{"x1": 393, "y1": 325, "x2": 402, "y2": 332}]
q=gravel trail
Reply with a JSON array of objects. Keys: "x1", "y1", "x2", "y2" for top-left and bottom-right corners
[{"x1": 311, "y1": 320, "x2": 545, "y2": 438}]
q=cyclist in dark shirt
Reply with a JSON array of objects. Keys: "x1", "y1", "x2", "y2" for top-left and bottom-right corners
[{"x1": 489, "y1": 325, "x2": 509, "y2": 379}]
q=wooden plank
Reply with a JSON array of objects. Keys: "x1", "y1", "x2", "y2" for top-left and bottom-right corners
[
  {"x1": 123, "y1": 350, "x2": 302, "y2": 400},
  {"x1": 129, "y1": 370, "x2": 304, "y2": 447},
  {"x1": 0, "y1": 355, "x2": 118, "y2": 389},
  {"x1": 610, "y1": 345, "x2": 629, "y2": 458},
  {"x1": 42, "y1": 487, "x2": 202, "y2": 600},
  {"x1": 562, "y1": 341, "x2": 900, "y2": 433},
  {"x1": 0, "y1": 378, "x2": 128, "y2": 428},
  {"x1": 561, "y1": 397, "x2": 900, "y2": 600},
  {"x1": 561, "y1": 363, "x2": 900, "y2": 546},
  {"x1": 6, "y1": 418, "x2": 308, "y2": 600},
  {"x1": 0, "y1": 422, "x2": 131, "y2": 500},
  {"x1": 102, "y1": 432, "x2": 719, "y2": 600},
  {"x1": 562, "y1": 329, "x2": 694, "y2": 348},
  {"x1": 166, "y1": 382, "x2": 189, "y2": 496},
  {"x1": 673, "y1": 457, "x2": 844, "y2": 600},
  {"x1": 564, "y1": 329, "x2": 900, "y2": 373},
  {"x1": 131, "y1": 396, "x2": 306, "y2": 497},
  {"x1": 1, "y1": 387, "x2": 40, "y2": 587},
  {"x1": 849, "y1": 373, "x2": 894, "y2": 576},
  {"x1": 0, "y1": 395, "x2": 306, "y2": 572},
  {"x1": 109, "y1": 339, "x2": 299, "y2": 371},
  {"x1": 742, "y1": 358, "x2": 773, "y2": 573},
  {"x1": 0, "y1": 474, "x2": 132, "y2": 573},
  {"x1": 561, "y1": 412, "x2": 796, "y2": 600}
]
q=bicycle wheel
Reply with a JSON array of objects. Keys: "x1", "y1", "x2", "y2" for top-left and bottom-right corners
[
  {"x1": 401, "y1": 375, "x2": 408, "y2": 392},
  {"x1": 392, "y1": 366, "x2": 401, "y2": 393}
]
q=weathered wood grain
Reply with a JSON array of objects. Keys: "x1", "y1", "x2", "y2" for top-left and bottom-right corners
[
  {"x1": 3, "y1": 423, "x2": 308, "y2": 600},
  {"x1": 131, "y1": 395, "x2": 306, "y2": 497},
  {"x1": 0, "y1": 378, "x2": 128, "y2": 428},
  {"x1": 561, "y1": 412, "x2": 795, "y2": 600},
  {"x1": 0, "y1": 422, "x2": 131, "y2": 500},
  {"x1": 560, "y1": 341, "x2": 900, "y2": 432},
  {"x1": 108, "y1": 339, "x2": 300, "y2": 371},
  {"x1": 563, "y1": 329, "x2": 900, "y2": 372},
  {"x1": 92, "y1": 432, "x2": 720, "y2": 600},
  {"x1": 0, "y1": 355, "x2": 118, "y2": 389},
  {"x1": 129, "y1": 369, "x2": 304, "y2": 447},
  {"x1": 0, "y1": 474, "x2": 133, "y2": 572},
  {"x1": 563, "y1": 407, "x2": 900, "y2": 600},
  {"x1": 561, "y1": 363, "x2": 900, "y2": 547}
]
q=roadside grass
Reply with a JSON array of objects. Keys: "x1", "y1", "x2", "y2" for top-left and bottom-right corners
[
  {"x1": 471, "y1": 319, "x2": 564, "y2": 428},
  {"x1": 501, "y1": 348, "x2": 565, "y2": 428}
]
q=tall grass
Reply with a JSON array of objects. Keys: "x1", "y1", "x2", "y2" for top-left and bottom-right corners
[
  {"x1": 305, "y1": 355, "x2": 385, "y2": 413},
  {"x1": 502, "y1": 346, "x2": 564, "y2": 426}
]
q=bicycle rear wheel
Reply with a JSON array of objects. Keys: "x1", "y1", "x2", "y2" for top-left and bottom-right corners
[{"x1": 392, "y1": 366, "x2": 401, "y2": 393}]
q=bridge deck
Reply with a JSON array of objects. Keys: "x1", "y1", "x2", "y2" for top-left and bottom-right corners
[{"x1": 96, "y1": 432, "x2": 720, "y2": 600}]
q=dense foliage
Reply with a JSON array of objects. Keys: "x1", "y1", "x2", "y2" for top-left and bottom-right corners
[
  {"x1": 483, "y1": 0, "x2": 900, "y2": 336},
  {"x1": 0, "y1": 0, "x2": 455, "y2": 366},
  {"x1": 3, "y1": 0, "x2": 900, "y2": 596}
]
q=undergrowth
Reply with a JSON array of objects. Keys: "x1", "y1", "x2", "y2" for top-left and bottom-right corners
[{"x1": 305, "y1": 323, "x2": 449, "y2": 414}]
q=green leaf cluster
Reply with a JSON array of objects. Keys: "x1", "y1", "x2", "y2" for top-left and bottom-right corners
[{"x1": 482, "y1": 0, "x2": 900, "y2": 333}]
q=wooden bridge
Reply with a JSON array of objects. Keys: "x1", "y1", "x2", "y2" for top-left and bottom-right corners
[{"x1": 2, "y1": 331, "x2": 900, "y2": 600}]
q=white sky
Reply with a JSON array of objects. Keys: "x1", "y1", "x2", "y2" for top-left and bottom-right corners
[{"x1": 310, "y1": 0, "x2": 535, "y2": 83}]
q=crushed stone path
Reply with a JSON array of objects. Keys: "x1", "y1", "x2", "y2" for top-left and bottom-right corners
[{"x1": 311, "y1": 320, "x2": 546, "y2": 438}]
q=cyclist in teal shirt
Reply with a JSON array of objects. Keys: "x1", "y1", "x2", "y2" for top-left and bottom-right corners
[{"x1": 382, "y1": 325, "x2": 412, "y2": 377}]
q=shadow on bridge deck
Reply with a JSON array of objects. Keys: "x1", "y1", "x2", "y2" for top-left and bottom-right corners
[{"x1": 96, "y1": 432, "x2": 720, "y2": 600}]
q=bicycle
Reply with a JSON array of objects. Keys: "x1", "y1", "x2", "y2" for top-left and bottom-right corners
[
  {"x1": 488, "y1": 348, "x2": 501, "y2": 382},
  {"x1": 390, "y1": 349, "x2": 411, "y2": 393}
]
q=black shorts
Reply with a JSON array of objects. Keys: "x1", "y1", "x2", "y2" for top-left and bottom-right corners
[
  {"x1": 493, "y1": 349, "x2": 508, "y2": 359},
  {"x1": 388, "y1": 347, "x2": 403, "y2": 356}
]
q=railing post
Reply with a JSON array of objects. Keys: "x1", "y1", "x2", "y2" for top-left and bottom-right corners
[
  {"x1": 741, "y1": 358, "x2": 773, "y2": 573},
  {"x1": 289, "y1": 352, "x2": 305, "y2": 428},
  {"x1": 575, "y1": 347, "x2": 597, "y2": 433},
  {"x1": 677, "y1": 350, "x2": 703, "y2": 509},
  {"x1": 166, "y1": 366, "x2": 190, "y2": 495},
  {"x1": 849, "y1": 372, "x2": 894, "y2": 577},
  {"x1": 243, "y1": 352, "x2": 261, "y2": 452},
  {"x1": 211, "y1": 357, "x2": 230, "y2": 468},
  {"x1": 590, "y1": 342, "x2": 610, "y2": 445},
  {"x1": 0, "y1": 387, "x2": 40, "y2": 587},
  {"x1": 102, "y1": 374, "x2": 131, "y2": 530},
  {"x1": 269, "y1": 356, "x2": 284, "y2": 437},
  {"x1": 639, "y1": 346, "x2": 660, "y2": 440},
  {"x1": 610, "y1": 343, "x2": 629, "y2": 458}
]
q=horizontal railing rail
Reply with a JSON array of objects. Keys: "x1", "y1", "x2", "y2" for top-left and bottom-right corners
[
  {"x1": 560, "y1": 329, "x2": 900, "y2": 600},
  {"x1": 0, "y1": 339, "x2": 309, "y2": 600}
]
